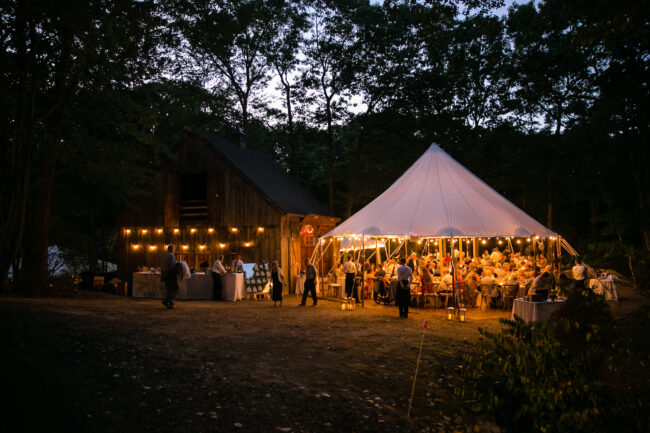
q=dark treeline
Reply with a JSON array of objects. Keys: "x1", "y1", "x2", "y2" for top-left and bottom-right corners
[{"x1": 1, "y1": 0, "x2": 648, "y2": 291}]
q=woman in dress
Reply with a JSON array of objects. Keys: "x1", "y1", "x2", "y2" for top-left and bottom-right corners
[{"x1": 270, "y1": 260, "x2": 285, "y2": 307}]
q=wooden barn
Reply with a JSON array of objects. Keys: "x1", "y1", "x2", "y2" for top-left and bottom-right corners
[{"x1": 117, "y1": 131, "x2": 338, "y2": 292}]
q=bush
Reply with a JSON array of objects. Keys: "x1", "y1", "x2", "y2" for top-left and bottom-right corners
[{"x1": 462, "y1": 288, "x2": 647, "y2": 433}]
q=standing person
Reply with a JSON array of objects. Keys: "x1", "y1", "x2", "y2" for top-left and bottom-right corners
[
  {"x1": 161, "y1": 244, "x2": 178, "y2": 309},
  {"x1": 270, "y1": 260, "x2": 285, "y2": 307},
  {"x1": 342, "y1": 255, "x2": 357, "y2": 299},
  {"x1": 231, "y1": 254, "x2": 244, "y2": 273},
  {"x1": 211, "y1": 255, "x2": 226, "y2": 300},
  {"x1": 407, "y1": 253, "x2": 418, "y2": 272},
  {"x1": 572, "y1": 260, "x2": 587, "y2": 289},
  {"x1": 300, "y1": 258, "x2": 318, "y2": 306},
  {"x1": 396, "y1": 258, "x2": 413, "y2": 318}
]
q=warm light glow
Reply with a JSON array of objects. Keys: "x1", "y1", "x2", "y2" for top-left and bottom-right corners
[
  {"x1": 300, "y1": 224, "x2": 314, "y2": 235},
  {"x1": 498, "y1": 240, "x2": 503, "y2": 245},
  {"x1": 243, "y1": 241, "x2": 253, "y2": 248},
  {"x1": 481, "y1": 240, "x2": 487, "y2": 245},
  {"x1": 550, "y1": 236, "x2": 556, "y2": 240},
  {"x1": 230, "y1": 227, "x2": 239, "y2": 233},
  {"x1": 516, "y1": 240, "x2": 521, "y2": 244},
  {"x1": 447, "y1": 307, "x2": 454, "y2": 321},
  {"x1": 466, "y1": 240, "x2": 470, "y2": 243},
  {"x1": 199, "y1": 244, "x2": 206, "y2": 250},
  {"x1": 156, "y1": 228, "x2": 163, "y2": 234},
  {"x1": 190, "y1": 228, "x2": 197, "y2": 234},
  {"x1": 141, "y1": 229, "x2": 148, "y2": 235},
  {"x1": 132, "y1": 244, "x2": 140, "y2": 250},
  {"x1": 434, "y1": 241, "x2": 439, "y2": 245},
  {"x1": 148, "y1": 245, "x2": 157, "y2": 251},
  {"x1": 535, "y1": 235, "x2": 540, "y2": 239},
  {"x1": 257, "y1": 226, "x2": 264, "y2": 233},
  {"x1": 417, "y1": 239, "x2": 422, "y2": 244},
  {"x1": 182, "y1": 244, "x2": 189, "y2": 250},
  {"x1": 218, "y1": 243, "x2": 226, "y2": 248},
  {"x1": 125, "y1": 229, "x2": 131, "y2": 235},
  {"x1": 527, "y1": 238, "x2": 531, "y2": 242},
  {"x1": 173, "y1": 228, "x2": 180, "y2": 234},
  {"x1": 459, "y1": 308, "x2": 466, "y2": 322},
  {"x1": 208, "y1": 228, "x2": 214, "y2": 233}
]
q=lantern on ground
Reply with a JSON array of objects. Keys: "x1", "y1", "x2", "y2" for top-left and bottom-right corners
[
  {"x1": 447, "y1": 307, "x2": 454, "y2": 320},
  {"x1": 459, "y1": 308, "x2": 466, "y2": 322},
  {"x1": 341, "y1": 299, "x2": 346, "y2": 311}
]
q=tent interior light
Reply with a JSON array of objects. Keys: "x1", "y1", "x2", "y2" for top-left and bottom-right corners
[
  {"x1": 148, "y1": 245, "x2": 157, "y2": 251},
  {"x1": 498, "y1": 240, "x2": 503, "y2": 244},
  {"x1": 156, "y1": 228, "x2": 163, "y2": 234},
  {"x1": 527, "y1": 238, "x2": 531, "y2": 242},
  {"x1": 481, "y1": 240, "x2": 487, "y2": 244},
  {"x1": 173, "y1": 228, "x2": 180, "y2": 234},
  {"x1": 190, "y1": 228, "x2": 197, "y2": 234},
  {"x1": 218, "y1": 243, "x2": 226, "y2": 248},
  {"x1": 257, "y1": 226, "x2": 264, "y2": 233},
  {"x1": 516, "y1": 240, "x2": 521, "y2": 244},
  {"x1": 125, "y1": 229, "x2": 131, "y2": 234},
  {"x1": 182, "y1": 244, "x2": 189, "y2": 250},
  {"x1": 199, "y1": 244, "x2": 206, "y2": 250},
  {"x1": 230, "y1": 227, "x2": 239, "y2": 233},
  {"x1": 243, "y1": 241, "x2": 253, "y2": 247},
  {"x1": 141, "y1": 229, "x2": 148, "y2": 234},
  {"x1": 208, "y1": 228, "x2": 214, "y2": 233},
  {"x1": 132, "y1": 244, "x2": 140, "y2": 250}
]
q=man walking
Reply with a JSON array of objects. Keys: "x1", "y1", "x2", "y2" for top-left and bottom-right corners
[
  {"x1": 161, "y1": 244, "x2": 179, "y2": 309},
  {"x1": 342, "y1": 256, "x2": 357, "y2": 300},
  {"x1": 397, "y1": 257, "x2": 413, "y2": 318},
  {"x1": 300, "y1": 258, "x2": 318, "y2": 306},
  {"x1": 211, "y1": 254, "x2": 227, "y2": 300}
]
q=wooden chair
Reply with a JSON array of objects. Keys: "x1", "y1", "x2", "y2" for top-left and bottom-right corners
[
  {"x1": 502, "y1": 284, "x2": 519, "y2": 310},
  {"x1": 478, "y1": 283, "x2": 493, "y2": 310},
  {"x1": 437, "y1": 282, "x2": 453, "y2": 309}
]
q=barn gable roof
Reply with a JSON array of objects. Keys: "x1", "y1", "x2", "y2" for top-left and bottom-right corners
[{"x1": 198, "y1": 131, "x2": 333, "y2": 217}]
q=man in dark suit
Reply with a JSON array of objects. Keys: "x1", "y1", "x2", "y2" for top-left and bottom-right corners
[{"x1": 161, "y1": 244, "x2": 178, "y2": 309}]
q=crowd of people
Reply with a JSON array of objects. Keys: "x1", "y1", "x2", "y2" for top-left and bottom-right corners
[{"x1": 330, "y1": 246, "x2": 572, "y2": 312}]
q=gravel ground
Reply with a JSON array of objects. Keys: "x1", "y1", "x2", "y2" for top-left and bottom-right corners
[{"x1": 0, "y1": 294, "x2": 515, "y2": 433}]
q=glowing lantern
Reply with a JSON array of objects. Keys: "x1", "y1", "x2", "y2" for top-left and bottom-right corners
[
  {"x1": 459, "y1": 308, "x2": 466, "y2": 322},
  {"x1": 447, "y1": 307, "x2": 454, "y2": 320}
]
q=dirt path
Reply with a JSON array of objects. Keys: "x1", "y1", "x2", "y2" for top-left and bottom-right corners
[{"x1": 1, "y1": 294, "x2": 509, "y2": 432}]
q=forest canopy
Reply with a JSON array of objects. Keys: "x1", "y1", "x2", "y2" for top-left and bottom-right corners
[{"x1": 1, "y1": 0, "x2": 648, "y2": 291}]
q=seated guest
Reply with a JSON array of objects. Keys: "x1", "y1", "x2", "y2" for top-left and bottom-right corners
[
  {"x1": 506, "y1": 270, "x2": 519, "y2": 284},
  {"x1": 440, "y1": 271, "x2": 453, "y2": 291},
  {"x1": 537, "y1": 253, "x2": 548, "y2": 268},
  {"x1": 490, "y1": 248, "x2": 503, "y2": 264},
  {"x1": 480, "y1": 269, "x2": 496, "y2": 287},
  {"x1": 528, "y1": 272, "x2": 553, "y2": 298},
  {"x1": 494, "y1": 263, "x2": 506, "y2": 279},
  {"x1": 443, "y1": 253, "x2": 451, "y2": 264}
]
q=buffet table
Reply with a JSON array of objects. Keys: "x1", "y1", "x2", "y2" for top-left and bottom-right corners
[
  {"x1": 132, "y1": 272, "x2": 245, "y2": 301},
  {"x1": 511, "y1": 298, "x2": 565, "y2": 322}
]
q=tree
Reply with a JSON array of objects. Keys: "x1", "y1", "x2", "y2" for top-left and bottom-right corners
[{"x1": 0, "y1": 0, "x2": 165, "y2": 291}]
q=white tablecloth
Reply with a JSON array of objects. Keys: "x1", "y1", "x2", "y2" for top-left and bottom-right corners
[
  {"x1": 295, "y1": 275, "x2": 322, "y2": 295},
  {"x1": 132, "y1": 272, "x2": 212, "y2": 299},
  {"x1": 222, "y1": 273, "x2": 246, "y2": 301},
  {"x1": 589, "y1": 277, "x2": 619, "y2": 301},
  {"x1": 511, "y1": 298, "x2": 565, "y2": 322}
]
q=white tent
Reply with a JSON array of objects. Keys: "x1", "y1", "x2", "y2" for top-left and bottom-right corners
[{"x1": 325, "y1": 143, "x2": 557, "y2": 239}]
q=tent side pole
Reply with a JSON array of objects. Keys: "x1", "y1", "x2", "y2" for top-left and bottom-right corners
[{"x1": 362, "y1": 235, "x2": 365, "y2": 307}]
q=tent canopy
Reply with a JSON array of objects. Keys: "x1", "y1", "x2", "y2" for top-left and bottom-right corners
[{"x1": 325, "y1": 143, "x2": 557, "y2": 239}]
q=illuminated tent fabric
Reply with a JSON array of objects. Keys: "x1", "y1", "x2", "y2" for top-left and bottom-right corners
[{"x1": 324, "y1": 143, "x2": 557, "y2": 239}]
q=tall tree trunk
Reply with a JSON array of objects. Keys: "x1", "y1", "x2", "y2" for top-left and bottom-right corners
[
  {"x1": 284, "y1": 84, "x2": 299, "y2": 179},
  {"x1": 20, "y1": 142, "x2": 57, "y2": 293},
  {"x1": 325, "y1": 98, "x2": 335, "y2": 214}
]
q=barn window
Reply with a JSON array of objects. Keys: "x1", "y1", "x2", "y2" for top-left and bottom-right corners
[{"x1": 180, "y1": 173, "x2": 207, "y2": 222}]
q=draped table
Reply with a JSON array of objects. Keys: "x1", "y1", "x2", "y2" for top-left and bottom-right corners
[
  {"x1": 588, "y1": 276, "x2": 619, "y2": 301},
  {"x1": 511, "y1": 298, "x2": 566, "y2": 322},
  {"x1": 294, "y1": 275, "x2": 322, "y2": 296},
  {"x1": 132, "y1": 272, "x2": 244, "y2": 301}
]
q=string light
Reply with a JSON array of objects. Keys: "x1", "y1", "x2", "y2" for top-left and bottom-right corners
[
  {"x1": 481, "y1": 240, "x2": 487, "y2": 244},
  {"x1": 198, "y1": 244, "x2": 206, "y2": 250},
  {"x1": 516, "y1": 240, "x2": 521, "y2": 244},
  {"x1": 257, "y1": 226, "x2": 265, "y2": 233},
  {"x1": 132, "y1": 244, "x2": 140, "y2": 250},
  {"x1": 125, "y1": 229, "x2": 131, "y2": 235},
  {"x1": 208, "y1": 228, "x2": 214, "y2": 234},
  {"x1": 218, "y1": 243, "x2": 226, "y2": 248},
  {"x1": 190, "y1": 228, "x2": 197, "y2": 234},
  {"x1": 173, "y1": 228, "x2": 180, "y2": 234},
  {"x1": 230, "y1": 227, "x2": 239, "y2": 233},
  {"x1": 527, "y1": 238, "x2": 531, "y2": 242},
  {"x1": 141, "y1": 229, "x2": 148, "y2": 235},
  {"x1": 148, "y1": 245, "x2": 157, "y2": 251},
  {"x1": 182, "y1": 244, "x2": 189, "y2": 250},
  {"x1": 243, "y1": 241, "x2": 253, "y2": 247},
  {"x1": 156, "y1": 228, "x2": 163, "y2": 234}
]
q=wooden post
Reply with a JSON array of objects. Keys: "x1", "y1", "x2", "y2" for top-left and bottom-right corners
[
  {"x1": 376, "y1": 238, "x2": 381, "y2": 265},
  {"x1": 362, "y1": 234, "x2": 365, "y2": 307},
  {"x1": 532, "y1": 234, "x2": 537, "y2": 276}
]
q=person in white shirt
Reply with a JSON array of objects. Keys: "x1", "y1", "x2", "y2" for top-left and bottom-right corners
[
  {"x1": 211, "y1": 254, "x2": 227, "y2": 300},
  {"x1": 490, "y1": 248, "x2": 503, "y2": 264},
  {"x1": 396, "y1": 258, "x2": 413, "y2": 318},
  {"x1": 494, "y1": 263, "x2": 506, "y2": 279},
  {"x1": 231, "y1": 255, "x2": 244, "y2": 273},
  {"x1": 342, "y1": 256, "x2": 357, "y2": 300},
  {"x1": 572, "y1": 260, "x2": 587, "y2": 288}
]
